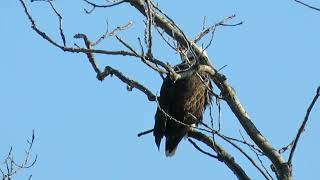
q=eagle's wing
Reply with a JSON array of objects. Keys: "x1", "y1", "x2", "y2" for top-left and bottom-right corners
[{"x1": 153, "y1": 76, "x2": 173, "y2": 149}]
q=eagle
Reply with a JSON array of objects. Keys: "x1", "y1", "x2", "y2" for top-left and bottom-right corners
[{"x1": 153, "y1": 49, "x2": 213, "y2": 157}]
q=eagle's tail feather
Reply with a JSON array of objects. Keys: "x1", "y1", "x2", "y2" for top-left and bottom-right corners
[{"x1": 165, "y1": 135, "x2": 184, "y2": 157}]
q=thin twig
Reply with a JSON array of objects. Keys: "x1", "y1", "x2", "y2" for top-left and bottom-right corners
[
  {"x1": 217, "y1": 97, "x2": 222, "y2": 131},
  {"x1": 294, "y1": 0, "x2": 320, "y2": 11},
  {"x1": 199, "y1": 122, "x2": 270, "y2": 179},
  {"x1": 188, "y1": 138, "x2": 218, "y2": 159},
  {"x1": 278, "y1": 140, "x2": 294, "y2": 154},
  {"x1": 20, "y1": 0, "x2": 138, "y2": 58},
  {"x1": 0, "y1": 131, "x2": 37, "y2": 180},
  {"x1": 83, "y1": 0, "x2": 126, "y2": 14},
  {"x1": 98, "y1": 66, "x2": 157, "y2": 101},
  {"x1": 194, "y1": 15, "x2": 242, "y2": 43},
  {"x1": 239, "y1": 131, "x2": 274, "y2": 180},
  {"x1": 238, "y1": 130, "x2": 263, "y2": 155},
  {"x1": 203, "y1": 30, "x2": 216, "y2": 51},
  {"x1": 155, "y1": 27, "x2": 177, "y2": 51},
  {"x1": 288, "y1": 86, "x2": 320, "y2": 165},
  {"x1": 137, "y1": 129, "x2": 154, "y2": 137},
  {"x1": 254, "y1": 151, "x2": 274, "y2": 180},
  {"x1": 92, "y1": 21, "x2": 134, "y2": 46},
  {"x1": 47, "y1": 0, "x2": 66, "y2": 46},
  {"x1": 188, "y1": 130, "x2": 251, "y2": 180},
  {"x1": 221, "y1": 132, "x2": 272, "y2": 180},
  {"x1": 115, "y1": 36, "x2": 169, "y2": 75},
  {"x1": 209, "y1": 104, "x2": 215, "y2": 142}
]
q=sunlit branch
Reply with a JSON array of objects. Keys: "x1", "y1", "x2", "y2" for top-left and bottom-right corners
[{"x1": 93, "y1": 21, "x2": 134, "y2": 46}]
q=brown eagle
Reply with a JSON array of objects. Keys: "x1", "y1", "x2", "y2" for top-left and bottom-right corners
[{"x1": 153, "y1": 50, "x2": 212, "y2": 156}]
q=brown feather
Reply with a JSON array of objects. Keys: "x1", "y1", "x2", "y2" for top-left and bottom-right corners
[{"x1": 154, "y1": 62, "x2": 212, "y2": 156}]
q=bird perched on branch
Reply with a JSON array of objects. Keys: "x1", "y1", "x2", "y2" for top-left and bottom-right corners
[{"x1": 153, "y1": 48, "x2": 213, "y2": 157}]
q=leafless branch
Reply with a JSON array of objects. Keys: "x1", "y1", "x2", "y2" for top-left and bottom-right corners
[
  {"x1": 19, "y1": 0, "x2": 138, "y2": 57},
  {"x1": 253, "y1": 151, "x2": 274, "y2": 180},
  {"x1": 200, "y1": 123, "x2": 272, "y2": 180},
  {"x1": 99, "y1": 66, "x2": 157, "y2": 101},
  {"x1": 188, "y1": 138, "x2": 218, "y2": 159},
  {"x1": 20, "y1": 0, "x2": 217, "y2": 105},
  {"x1": 203, "y1": 30, "x2": 216, "y2": 51},
  {"x1": 238, "y1": 131, "x2": 263, "y2": 155},
  {"x1": 288, "y1": 86, "x2": 320, "y2": 165},
  {"x1": 1, "y1": 131, "x2": 37, "y2": 180},
  {"x1": 155, "y1": 27, "x2": 177, "y2": 51},
  {"x1": 74, "y1": 33, "x2": 101, "y2": 75},
  {"x1": 73, "y1": 33, "x2": 158, "y2": 102},
  {"x1": 294, "y1": 0, "x2": 320, "y2": 11},
  {"x1": 144, "y1": 0, "x2": 154, "y2": 58},
  {"x1": 47, "y1": 0, "x2": 66, "y2": 46},
  {"x1": 217, "y1": 97, "x2": 222, "y2": 131},
  {"x1": 92, "y1": 21, "x2": 134, "y2": 46},
  {"x1": 188, "y1": 130, "x2": 251, "y2": 180},
  {"x1": 194, "y1": 15, "x2": 243, "y2": 44},
  {"x1": 83, "y1": 0, "x2": 126, "y2": 14},
  {"x1": 209, "y1": 104, "x2": 216, "y2": 141},
  {"x1": 31, "y1": 0, "x2": 54, "y2": 2},
  {"x1": 278, "y1": 140, "x2": 294, "y2": 154},
  {"x1": 137, "y1": 129, "x2": 154, "y2": 137},
  {"x1": 239, "y1": 131, "x2": 274, "y2": 180},
  {"x1": 115, "y1": 36, "x2": 173, "y2": 76}
]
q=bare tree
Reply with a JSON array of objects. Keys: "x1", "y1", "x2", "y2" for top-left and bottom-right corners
[
  {"x1": 18, "y1": 0, "x2": 319, "y2": 180},
  {"x1": 1, "y1": 131, "x2": 37, "y2": 180}
]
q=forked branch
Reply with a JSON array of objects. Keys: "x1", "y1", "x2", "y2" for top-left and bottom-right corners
[{"x1": 0, "y1": 131, "x2": 37, "y2": 180}]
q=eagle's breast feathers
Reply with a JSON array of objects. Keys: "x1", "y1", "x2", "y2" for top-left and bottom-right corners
[{"x1": 153, "y1": 57, "x2": 212, "y2": 156}]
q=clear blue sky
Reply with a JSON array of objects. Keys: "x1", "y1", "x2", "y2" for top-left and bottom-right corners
[{"x1": 1, "y1": 0, "x2": 319, "y2": 179}]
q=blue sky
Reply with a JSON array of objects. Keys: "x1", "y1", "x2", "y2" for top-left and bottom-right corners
[{"x1": 1, "y1": 0, "x2": 320, "y2": 179}]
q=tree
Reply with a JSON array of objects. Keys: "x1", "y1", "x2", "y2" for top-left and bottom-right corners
[{"x1": 13, "y1": 0, "x2": 319, "y2": 179}]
